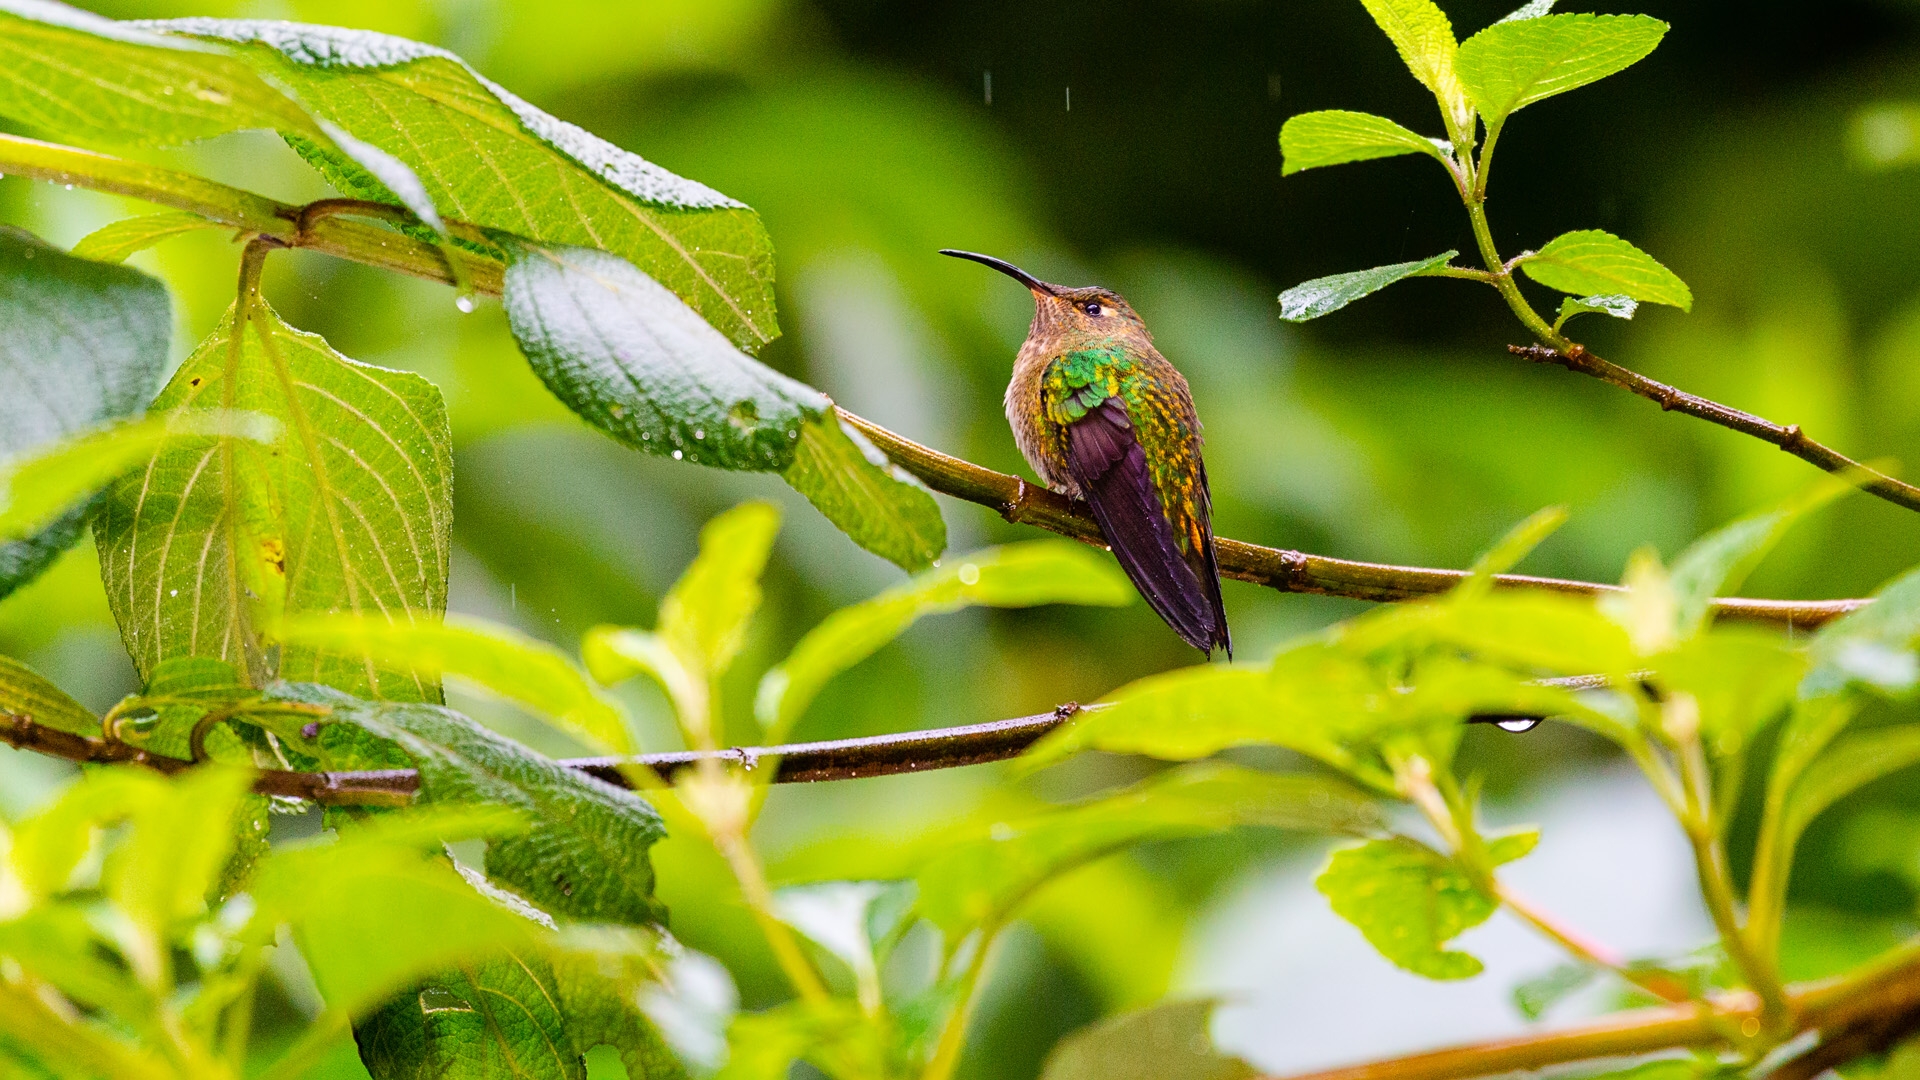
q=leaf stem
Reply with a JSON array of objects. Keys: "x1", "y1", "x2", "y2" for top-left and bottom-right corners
[
  {"x1": 1676, "y1": 732, "x2": 1788, "y2": 1028},
  {"x1": 712, "y1": 823, "x2": 833, "y2": 1006},
  {"x1": 923, "y1": 929, "x2": 997, "y2": 1080}
]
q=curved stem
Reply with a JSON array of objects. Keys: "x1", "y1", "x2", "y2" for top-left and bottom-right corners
[{"x1": 923, "y1": 929, "x2": 997, "y2": 1080}]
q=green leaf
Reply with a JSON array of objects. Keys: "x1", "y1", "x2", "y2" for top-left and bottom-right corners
[
  {"x1": 1386, "y1": 591, "x2": 1637, "y2": 676},
  {"x1": 716, "y1": 999, "x2": 885, "y2": 1080},
  {"x1": 502, "y1": 241, "x2": 822, "y2": 471},
  {"x1": 289, "y1": 685, "x2": 668, "y2": 927},
  {"x1": 554, "y1": 957, "x2": 691, "y2": 1080},
  {"x1": 1668, "y1": 478, "x2": 1851, "y2": 638},
  {"x1": 357, "y1": 953, "x2": 582, "y2": 1080},
  {"x1": 1518, "y1": 230, "x2": 1693, "y2": 311},
  {"x1": 1806, "y1": 564, "x2": 1920, "y2": 696},
  {"x1": 94, "y1": 300, "x2": 453, "y2": 700},
  {"x1": 917, "y1": 763, "x2": 1381, "y2": 936},
  {"x1": 1279, "y1": 110, "x2": 1448, "y2": 175},
  {"x1": 1781, "y1": 726, "x2": 1920, "y2": 866},
  {"x1": 0, "y1": 654, "x2": 94, "y2": 737},
  {"x1": 72, "y1": 212, "x2": 223, "y2": 263},
  {"x1": 1040, "y1": 1000, "x2": 1253, "y2": 1080},
  {"x1": 1512, "y1": 962, "x2": 1595, "y2": 1021},
  {"x1": 1654, "y1": 630, "x2": 1806, "y2": 755},
  {"x1": 254, "y1": 812, "x2": 542, "y2": 1015},
  {"x1": 658, "y1": 502, "x2": 781, "y2": 681},
  {"x1": 1357, "y1": 0, "x2": 1475, "y2": 134},
  {"x1": 1022, "y1": 664, "x2": 1373, "y2": 786},
  {"x1": 1316, "y1": 834, "x2": 1528, "y2": 980},
  {"x1": 1499, "y1": 0, "x2": 1556, "y2": 20},
  {"x1": 773, "y1": 880, "x2": 915, "y2": 1006},
  {"x1": 0, "y1": 6, "x2": 445, "y2": 236},
  {"x1": 781, "y1": 414, "x2": 946, "y2": 572},
  {"x1": 1463, "y1": 506, "x2": 1568, "y2": 593},
  {"x1": 0, "y1": 226, "x2": 170, "y2": 598},
  {"x1": 0, "y1": 412, "x2": 275, "y2": 546},
  {"x1": 0, "y1": 3, "x2": 315, "y2": 148},
  {"x1": 1553, "y1": 294, "x2": 1637, "y2": 331},
  {"x1": 152, "y1": 19, "x2": 778, "y2": 350},
  {"x1": 275, "y1": 613, "x2": 633, "y2": 755},
  {"x1": 1456, "y1": 14, "x2": 1667, "y2": 127},
  {"x1": 1278, "y1": 251, "x2": 1457, "y2": 322},
  {"x1": 756, "y1": 540, "x2": 1132, "y2": 737}
]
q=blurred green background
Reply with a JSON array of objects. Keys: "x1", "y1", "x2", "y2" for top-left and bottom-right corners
[{"x1": 8, "y1": 0, "x2": 1920, "y2": 1076}]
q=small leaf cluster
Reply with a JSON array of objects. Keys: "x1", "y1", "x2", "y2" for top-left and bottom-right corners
[{"x1": 1277, "y1": 0, "x2": 1688, "y2": 339}]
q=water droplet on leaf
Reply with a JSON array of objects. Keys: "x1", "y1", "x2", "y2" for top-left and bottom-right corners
[
  {"x1": 1495, "y1": 717, "x2": 1542, "y2": 733},
  {"x1": 454, "y1": 293, "x2": 475, "y2": 313},
  {"x1": 671, "y1": 449, "x2": 683, "y2": 460}
]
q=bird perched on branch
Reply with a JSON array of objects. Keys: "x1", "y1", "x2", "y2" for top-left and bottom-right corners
[{"x1": 942, "y1": 249, "x2": 1230, "y2": 658}]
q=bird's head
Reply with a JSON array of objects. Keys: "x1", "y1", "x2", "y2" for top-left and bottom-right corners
[{"x1": 939, "y1": 249, "x2": 1149, "y2": 340}]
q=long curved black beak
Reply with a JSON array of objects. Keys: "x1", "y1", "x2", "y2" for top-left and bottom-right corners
[{"x1": 939, "y1": 249, "x2": 1058, "y2": 296}]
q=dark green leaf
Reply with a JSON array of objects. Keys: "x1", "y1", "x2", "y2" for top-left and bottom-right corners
[
  {"x1": 1279, "y1": 110, "x2": 1448, "y2": 175},
  {"x1": 1278, "y1": 251, "x2": 1457, "y2": 322},
  {"x1": 0, "y1": 653, "x2": 95, "y2": 737},
  {"x1": 72, "y1": 212, "x2": 223, "y2": 264},
  {"x1": 756, "y1": 540, "x2": 1131, "y2": 737},
  {"x1": 781, "y1": 414, "x2": 946, "y2": 572},
  {"x1": 0, "y1": 227, "x2": 169, "y2": 598},
  {"x1": 1041, "y1": 1000, "x2": 1253, "y2": 1080},
  {"x1": 503, "y1": 241, "x2": 822, "y2": 471},
  {"x1": 1518, "y1": 230, "x2": 1692, "y2": 311},
  {"x1": 290, "y1": 685, "x2": 667, "y2": 926},
  {"x1": 1456, "y1": 14, "x2": 1667, "y2": 126},
  {"x1": 1316, "y1": 833, "x2": 1532, "y2": 980},
  {"x1": 94, "y1": 300, "x2": 453, "y2": 700},
  {"x1": 918, "y1": 763, "x2": 1382, "y2": 936},
  {"x1": 151, "y1": 19, "x2": 778, "y2": 350}
]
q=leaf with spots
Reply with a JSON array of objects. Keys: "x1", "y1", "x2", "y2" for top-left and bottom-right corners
[
  {"x1": 781, "y1": 414, "x2": 946, "y2": 573},
  {"x1": 93, "y1": 299, "x2": 453, "y2": 700},
  {"x1": 356, "y1": 952, "x2": 581, "y2": 1080},
  {"x1": 144, "y1": 18, "x2": 778, "y2": 351},
  {"x1": 0, "y1": 226, "x2": 170, "y2": 599}
]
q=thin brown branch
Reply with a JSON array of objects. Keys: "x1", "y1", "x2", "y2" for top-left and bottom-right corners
[
  {"x1": 1511, "y1": 344, "x2": 1920, "y2": 515},
  {"x1": 1265, "y1": 936, "x2": 1920, "y2": 1080},
  {"x1": 840, "y1": 409, "x2": 1867, "y2": 627},
  {"x1": 0, "y1": 705, "x2": 1089, "y2": 805}
]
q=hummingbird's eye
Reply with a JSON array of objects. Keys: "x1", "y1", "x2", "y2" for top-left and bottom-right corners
[{"x1": 1082, "y1": 301, "x2": 1104, "y2": 316}]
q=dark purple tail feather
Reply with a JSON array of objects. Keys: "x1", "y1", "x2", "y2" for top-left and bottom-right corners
[{"x1": 1066, "y1": 400, "x2": 1231, "y2": 657}]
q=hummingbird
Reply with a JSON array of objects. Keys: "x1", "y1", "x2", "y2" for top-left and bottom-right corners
[{"x1": 941, "y1": 249, "x2": 1231, "y2": 658}]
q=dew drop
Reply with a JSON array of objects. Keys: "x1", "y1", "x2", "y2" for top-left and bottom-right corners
[
  {"x1": 989, "y1": 822, "x2": 1014, "y2": 842},
  {"x1": 693, "y1": 428, "x2": 705, "y2": 440},
  {"x1": 671, "y1": 449, "x2": 683, "y2": 460},
  {"x1": 62, "y1": 184, "x2": 73, "y2": 191},
  {"x1": 168, "y1": 588, "x2": 178, "y2": 597},
  {"x1": 1495, "y1": 717, "x2": 1542, "y2": 733},
  {"x1": 957, "y1": 563, "x2": 980, "y2": 586},
  {"x1": 453, "y1": 293, "x2": 476, "y2": 313},
  {"x1": 640, "y1": 431, "x2": 650, "y2": 440}
]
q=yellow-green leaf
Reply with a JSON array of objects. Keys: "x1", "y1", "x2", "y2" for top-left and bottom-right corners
[
  {"x1": 1280, "y1": 109, "x2": 1449, "y2": 175},
  {"x1": 1518, "y1": 230, "x2": 1692, "y2": 311},
  {"x1": 1456, "y1": 14, "x2": 1667, "y2": 127}
]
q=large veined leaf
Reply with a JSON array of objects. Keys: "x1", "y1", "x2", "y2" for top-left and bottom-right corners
[
  {"x1": 756, "y1": 540, "x2": 1132, "y2": 738},
  {"x1": 358, "y1": 952, "x2": 581, "y2": 1080},
  {"x1": 1280, "y1": 110, "x2": 1449, "y2": 175},
  {"x1": 1518, "y1": 230, "x2": 1692, "y2": 311},
  {"x1": 1456, "y1": 14, "x2": 1668, "y2": 127},
  {"x1": 1278, "y1": 251, "x2": 1457, "y2": 322},
  {"x1": 0, "y1": 3, "x2": 444, "y2": 233},
  {"x1": 289, "y1": 685, "x2": 669, "y2": 927},
  {"x1": 147, "y1": 18, "x2": 778, "y2": 350},
  {"x1": 0, "y1": 227, "x2": 169, "y2": 599},
  {"x1": 94, "y1": 300, "x2": 452, "y2": 700}
]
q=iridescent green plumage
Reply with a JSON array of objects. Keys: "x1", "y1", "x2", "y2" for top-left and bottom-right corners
[{"x1": 941, "y1": 250, "x2": 1229, "y2": 656}]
